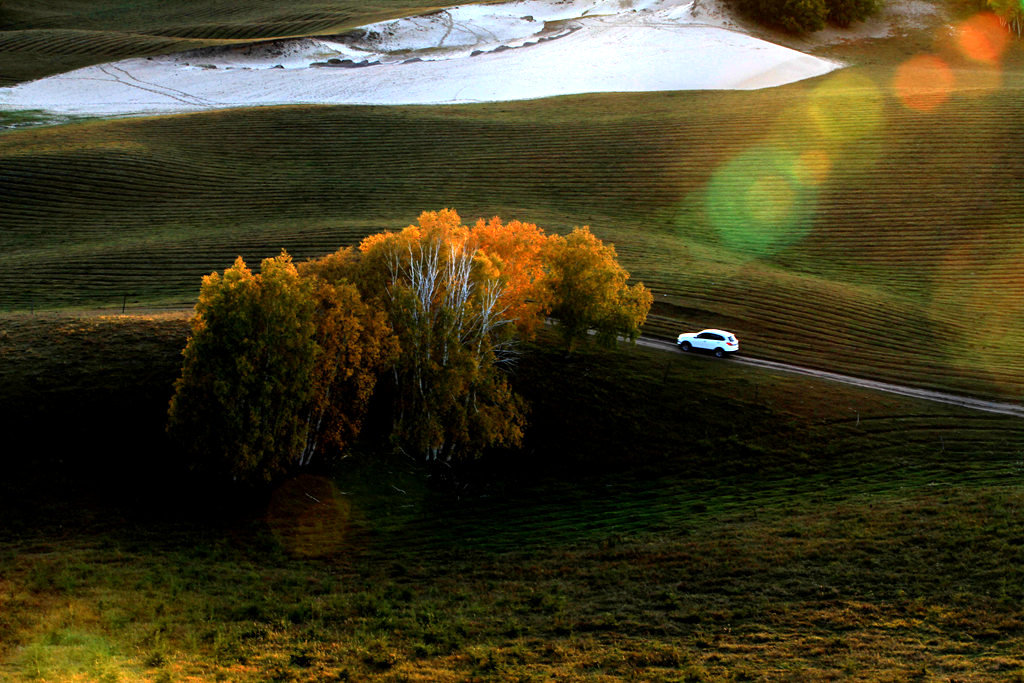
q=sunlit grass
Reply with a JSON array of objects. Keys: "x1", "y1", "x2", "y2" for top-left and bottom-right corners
[
  {"x1": 3, "y1": 2, "x2": 1024, "y2": 677},
  {"x1": 13, "y1": 627, "x2": 137, "y2": 682},
  {"x1": 2, "y1": 315, "x2": 1023, "y2": 680},
  {"x1": 3, "y1": 478, "x2": 1023, "y2": 680},
  {"x1": 4, "y1": 65, "x2": 1024, "y2": 397}
]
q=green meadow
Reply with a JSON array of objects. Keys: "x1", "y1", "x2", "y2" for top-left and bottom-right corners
[
  {"x1": 2, "y1": 314, "x2": 1023, "y2": 680},
  {"x1": 4, "y1": 66, "x2": 1024, "y2": 396},
  {"x1": 2, "y1": 0, "x2": 1024, "y2": 679},
  {"x1": 0, "y1": 0, "x2": 439, "y2": 86}
]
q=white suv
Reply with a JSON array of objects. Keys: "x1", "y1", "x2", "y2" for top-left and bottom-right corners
[{"x1": 676, "y1": 329, "x2": 739, "y2": 358}]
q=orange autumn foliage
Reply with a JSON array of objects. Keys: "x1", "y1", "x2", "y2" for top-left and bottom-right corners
[
  {"x1": 470, "y1": 216, "x2": 552, "y2": 337},
  {"x1": 173, "y1": 209, "x2": 652, "y2": 470}
]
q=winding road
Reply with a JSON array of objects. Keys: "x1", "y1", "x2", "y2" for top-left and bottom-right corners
[{"x1": 636, "y1": 336, "x2": 1024, "y2": 419}]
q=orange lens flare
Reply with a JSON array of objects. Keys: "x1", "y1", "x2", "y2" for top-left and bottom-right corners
[
  {"x1": 956, "y1": 12, "x2": 1010, "y2": 64},
  {"x1": 266, "y1": 475, "x2": 353, "y2": 558},
  {"x1": 893, "y1": 55, "x2": 954, "y2": 112}
]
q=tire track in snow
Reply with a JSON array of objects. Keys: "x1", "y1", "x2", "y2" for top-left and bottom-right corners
[
  {"x1": 108, "y1": 64, "x2": 217, "y2": 105},
  {"x1": 97, "y1": 64, "x2": 216, "y2": 106}
]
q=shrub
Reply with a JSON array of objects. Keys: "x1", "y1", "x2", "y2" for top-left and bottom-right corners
[
  {"x1": 736, "y1": 0, "x2": 827, "y2": 33},
  {"x1": 826, "y1": 0, "x2": 880, "y2": 27},
  {"x1": 734, "y1": 0, "x2": 881, "y2": 32}
]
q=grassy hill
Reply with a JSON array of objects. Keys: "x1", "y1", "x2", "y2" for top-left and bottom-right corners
[
  {"x1": 3, "y1": 61, "x2": 1024, "y2": 399},
  {"x1": 0, "y1": 0, "x2": 449, "y2": 86},
  {"x1": 1, "y1": 314, "x2": 1023, "y2": 681},
  {"x1": 2, "y1": 2, "x2": 1024, "y2": 680}
]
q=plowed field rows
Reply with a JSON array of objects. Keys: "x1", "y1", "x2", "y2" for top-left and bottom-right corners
[
  {"x1": 0, "y1": 0, "x2": 445, "y2": 84},
  {"x1": 3, "y1": 65, "x2": 1024, "y2": 398},
  {"x1": 367, "y1": 415, "x2": 1024, "y2": 554}
]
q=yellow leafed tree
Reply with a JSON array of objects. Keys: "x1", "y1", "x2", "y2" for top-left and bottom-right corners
[
  {"x1": 169, "y1": 211, "x2": 652, "y2": 475},
  {"x1": 543, "y1": 227, "x2": 653, "y2": 351}
]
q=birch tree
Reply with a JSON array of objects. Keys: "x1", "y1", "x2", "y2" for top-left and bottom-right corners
[
  {"x1": 987, "y1": 0, "x2": 1023, "y2": 35},
  {"x1": 470, "y1": 216, "x2": 552, "y2": 338},
  {"x1": 357, "y1": 210, "x2": 527, "y2": 462},
  {"x1": 169, "y1": 211, "x2": 653, "y2": 476}
]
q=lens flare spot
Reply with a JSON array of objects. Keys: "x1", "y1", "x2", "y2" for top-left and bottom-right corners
[
  {"x1": 748, "y1": 175, "x2": 795, "y2": 224},
  {"x1": 266, "y1": 474, "x2": 353, "y2": 558},
  {"x1": 893, "y1": 54, "x2": 954, "y2": 112},
  {"x1": 796, "y1": 149, "x2": 832, "y2": 185},
  {"x1": 808, "y1": 72, "x2": 885, "y2": 144},
  {"x1": 931, "y1": 240, "x2": 1024, "y2": 383},
  {"x1": 705, "y1": 145, "x2": 817, "y2": 255},
  {"x1": 956, "y1": 12, "x2": 1009, "y2": 64}
]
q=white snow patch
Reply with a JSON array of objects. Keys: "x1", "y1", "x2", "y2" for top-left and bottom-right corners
[{"x1": 0, "y1": 0, "x2": 843, "y2": 116}]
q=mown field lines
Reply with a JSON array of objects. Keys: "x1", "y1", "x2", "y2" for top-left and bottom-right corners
[
  {"x1": 0, "y1": 1, "x2": 462, "y2": 85},
  {"x1": 0, "y1": 32, "x2": 207, "y2": 87},
  {"x1": 350, "y1": 424, "x2": 1024, "y2": 556},
  {"x1": 1, "y1": 311, "x2": 1022, "y2": 680},
  {"x1": 0, "y1": 29, "x2": 210, "y2": 58},
  {"x1": 3, "y1": 71, "x2": 1024, "y2": 396}
]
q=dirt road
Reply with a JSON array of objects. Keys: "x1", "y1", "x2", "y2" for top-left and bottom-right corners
[{"x1": 636, "y1": 336, "x2": 1024, "y2": 418}]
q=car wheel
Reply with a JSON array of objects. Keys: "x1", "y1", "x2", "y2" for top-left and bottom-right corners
[
  {"x1": 714, "y1": 348, "x2": 724, "y2": 358},
  {"x1": 680, "y1": 341, "x2": 692, "y2": 352}
]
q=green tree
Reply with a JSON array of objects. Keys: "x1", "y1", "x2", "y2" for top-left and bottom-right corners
[
  {"x1": 168, "y1": 251, "x2": 394, "y2": 483},
  {"x1": 168, "y1": 252, "x2": 317, "y2": 483},
  {"x1": 736, "y1": 0, "x2": 825, "y2": 32},
  {"x1": 987, "y1": 0, "x2": 1023, "y2": 35},
  {"x1": 544, "y1": 227, "x2": 653, "y2": 352},
  {"x1": 825, "y1": 0, "x2": 879, "y2": 27},
  {"x1": 736, "y1": 0, "x2": 883, "y2": 32}
]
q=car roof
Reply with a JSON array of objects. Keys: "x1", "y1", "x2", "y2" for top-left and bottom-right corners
[{"x1": 700, "y1": 328, "x2": 736, "y2": 337}]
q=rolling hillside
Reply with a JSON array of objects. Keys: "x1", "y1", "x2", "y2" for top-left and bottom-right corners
[
  {"x1": 0, "y1": 0, "x2": 443, "y2": 86},
  {"x1": 2, "y1": 2, "x2": 1024, "y2": 680},
  {"x1": 2, "y1": 316, "x2": 1023, "y2": 681},
  {"x1": 3, "y1": 58, "x2": 1024, "y2": 400}
]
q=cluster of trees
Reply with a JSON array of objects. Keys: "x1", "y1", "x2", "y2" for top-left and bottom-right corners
[
  {"x1": 733, "y1": 0, "x2": 879, "y2": 33},
  {"x1": 987, "y1": 0, "x2": 1023, "y2": 36},
  {"x1": 167, "y1": 210, "x2": 652, "y2": 483}
]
